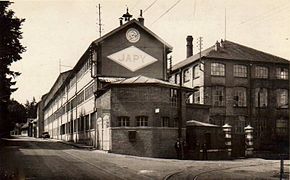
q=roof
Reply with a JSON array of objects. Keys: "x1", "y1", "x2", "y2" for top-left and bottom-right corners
[
  {"x1": 172, "y1": 40, "x2": 289, "y2": 71},
  {"x1": 93, "y1": 19, "x2": 173, "y2": 51},
  {"x1": 43, "y1": 70, "x2": 72, "y2": 107},
  {"x1": 186, "y1": 120, "x2": 219, "y2": 127},
  {"x1": 111, "y1": 75, "x2": 179, "y2": 87},
  {"x1": 98, "y1": 77, "x2": 125, "y2": 83}
]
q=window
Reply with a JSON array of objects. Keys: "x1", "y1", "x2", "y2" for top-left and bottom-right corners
[
  {"x1": 60, "y1": 124, "x2": 65, "y2": 135},
  {"x1": 170, "y1": 89, "x2": 177, "y2": 106},
  {"x1": 277, "y1": 89, "x2": 288, "y2": 108},
  {"x1": 276, "y1": 67, "x2": 288, "y2": 79},
  {"x1": 234, "y1": 65, "x2": 247, "y2": 77},
  {"x1": 136, "y1": 116, "x2": 148, "y2": 127},
  {"x1": 255, "y1": 66, "x2": 268, "y2": 78},
  {"x1": 255, "y1": 88, "x2": 268, "y2": 107},
  {"x1": 77, "y1": 91, "x2": 84, "y2": 105},
  {"x1": 71, "y1": 97, "x2": 77, "y2": 109},
  {"x1": 85, "y1": 115, "x2": 90, "y2": 130},
  {"x1": 175, "y1": 73, "x2": 180, "y2": 84},
  {"x1": 90, "y1": 112, "x2": 96, "y2": 129},
  {"x1": 193, "y1": 65, "x2": 200, "y2": 79},
  {"x1": 212, "y1": 86, "x2": 225, "y2": 106},
  {"x1": 66, "y1": 122, "x2": 71, "y2": 134},
  {"x1": 183, "y1": 68, "x2": 190, "y2": 83},
  {"x1": 276, "y1": 119, "x2": 288, "y2": 136},
  {"x1": 233, "y1": 87, "x2": 247, "y2": 107},
  {"x1": 193, "y1": 89, "x2": 200, "y2": 104},
  {"x1": 161, "y1": 117, "x2": 169, "y2": 127},
  {"x1": 211, "y1": 63, "x2": 225, "y2": 76},
  {"x1": 73, "y1": 120, "x2": 77, "y2": 132},
  {"x1": 118, "y1": 116, "x2": 130, "y2": 127},
  {"x1": 85, "y1": 83, "x2": 94, "y2": 100}
]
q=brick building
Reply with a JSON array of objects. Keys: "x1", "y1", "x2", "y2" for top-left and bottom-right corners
[
  {"x1": 39, "y1": 11, "x2": 215, "y2": 158},
  {"x1": 170, "y1": 38, "x2": 289, "y2": 153}
]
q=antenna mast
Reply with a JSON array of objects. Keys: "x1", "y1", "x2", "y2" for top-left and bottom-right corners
[
  {"x1": 225, "y1": 8, "x2": 227, "y2": 40},
  {"x1": 97, "y1": 4, "x2": 102, "y2": 37}
]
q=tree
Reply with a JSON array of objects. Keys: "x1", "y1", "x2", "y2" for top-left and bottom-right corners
[
  {"x1": 0, "y1": 2, "x2": 25, "y2": 135},
  {"x1": 24, "y1": 97, "x2": 37, "y2": 118}
]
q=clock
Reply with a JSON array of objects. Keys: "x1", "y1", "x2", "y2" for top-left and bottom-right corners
[{"x1": 126, "y1": 28, "x2": 140, "y2": 43}]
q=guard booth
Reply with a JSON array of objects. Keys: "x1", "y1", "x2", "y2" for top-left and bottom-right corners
[{"x1": 185, "y1": 120, "x2": 229, "y2": 160}]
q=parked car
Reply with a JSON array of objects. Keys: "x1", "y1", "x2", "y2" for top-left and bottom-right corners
[{"x1": 41, "y1": 132, "x2": 50, "y2": 139}]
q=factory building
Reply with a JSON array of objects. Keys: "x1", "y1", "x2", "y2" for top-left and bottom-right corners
[
  {"x1": 40, "y1": 11, "x2": 216, "y2": 158},
  {"x1": 169, "y1": 38, "x2": 289, "y2": 154}
]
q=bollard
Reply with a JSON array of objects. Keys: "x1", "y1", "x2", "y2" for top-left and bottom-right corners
[
  {"x1": 222, "y1": 124, "x2": 232, "y2": 158},
  {"x1": 244, "y1": 125, "x2": 254, "y2": 157}
]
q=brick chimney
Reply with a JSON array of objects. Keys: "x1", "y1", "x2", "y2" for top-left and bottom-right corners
[
  {"x1": 138, "y1": 10, "x2": 144, "y2": 26},
  {"x1": 186, "y1": 35, "x2": 193, "y2": 58}
]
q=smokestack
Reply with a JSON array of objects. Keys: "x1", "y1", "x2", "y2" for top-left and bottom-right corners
[
  {"x1": 138, "y1": 10, "x2": 144, "y2": 26},
  {"x1": 186, "y1": 35, "x2": 193, "y2": 58}
]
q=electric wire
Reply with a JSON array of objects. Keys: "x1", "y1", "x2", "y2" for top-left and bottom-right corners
[
  {"x1": 151, "y1": 0, "x2": 182, "y2": 25},
  {"x1": 144, "y1": 0, "x2": 158, "y2": 13},
  {"x1": 233, "y1": 2, "x2": 290, "y2": 28}
]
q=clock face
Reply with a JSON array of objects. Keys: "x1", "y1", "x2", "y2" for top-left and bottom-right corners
[{"x1": 126, "y1": 28, "x2": 140, "y2": 43}]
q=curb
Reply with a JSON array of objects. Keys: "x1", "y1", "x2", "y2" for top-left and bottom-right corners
[{"x1": 57, "y1": 140, "x2": 94, "y2": 150}]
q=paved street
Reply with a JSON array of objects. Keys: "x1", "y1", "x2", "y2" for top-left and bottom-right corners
[{"x1": 0, "y1": 136, "x2": 289, "y2": 180}]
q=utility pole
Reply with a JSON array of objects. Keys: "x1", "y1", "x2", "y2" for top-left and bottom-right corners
[
  {"x1": 97, "y1": 4, "x2": 102, "y2": 38},
  {"x1": 197, "y1": 37, "x2": 204, "y2": 71},
  {"x1": 225, "y1": 8, "x2": 227, "y2": 40},
  {"x1": 178, "y1": 69, "x2": 184, "y2": 159}
]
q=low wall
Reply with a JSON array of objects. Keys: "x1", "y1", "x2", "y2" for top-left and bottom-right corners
[{"x1": 111, "y1": 127, "x2": 186, "y2": 158}]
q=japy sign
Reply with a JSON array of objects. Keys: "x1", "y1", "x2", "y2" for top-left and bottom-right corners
[{"x1": 107, "y1": 46, "x2": 158, "y2": 72}]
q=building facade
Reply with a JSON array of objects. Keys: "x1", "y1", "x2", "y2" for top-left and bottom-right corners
[
  {"x1": 39, "y1": 13, "x2": 215, "y2": 158},
  {"x1": 170, "y1": 38, "x2": 289, "y2": 153}
]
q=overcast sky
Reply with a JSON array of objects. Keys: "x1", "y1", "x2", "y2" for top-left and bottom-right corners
[{"x1": 10, "y1": 0, "x2": 290, "y2": 104}]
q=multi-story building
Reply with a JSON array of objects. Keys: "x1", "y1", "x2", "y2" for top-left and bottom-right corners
[
  {"x1": 40, "y1": 11, "x2": 215, "y2": 158},
  {"x1": 170, "y1": 37, "x2": 289, "y2": 153}
]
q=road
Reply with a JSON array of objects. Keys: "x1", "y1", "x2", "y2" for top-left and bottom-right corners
[
  {"x1": 0, "y1": 136, "x2": 289, "y2": 180},
  {"x1": 0, "y1": 136, "x2": 150, "y2": 180}
]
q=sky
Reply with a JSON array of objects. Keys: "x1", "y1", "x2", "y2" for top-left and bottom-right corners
[{"x1": 9, "y1": 0, "x2": 290, "y2": 104}]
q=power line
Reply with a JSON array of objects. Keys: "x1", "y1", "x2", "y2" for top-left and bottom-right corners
[
  {"x1": 144, "y1": 0, "x2": 158, "y2": 13},
  {"x1": 234, "y1": 3, "x2": 290, "y2": 28},
  {"x1": 193, "y1": 0, "x2": 197, "y2": 17},
  {"x1": 151, "y1": 0, "x2": 182, "y2": 25}
]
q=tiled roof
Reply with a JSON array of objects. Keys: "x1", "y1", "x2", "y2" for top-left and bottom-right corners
[
  {"x1": 111, "y1": 75, "x2": 179, "y2": 87},
  {"x1": 172, "y1": 40, "x2": 289, "y2": 71}
]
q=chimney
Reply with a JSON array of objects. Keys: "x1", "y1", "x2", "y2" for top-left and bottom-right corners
[
  {"x1": 138, "y1": 10, "x2": 144, "y2": 26},
  {"x1": 215, "y1": 41, "x2": 220, "y2": 51},
  {"x1": 220, "y1": 39, "x2": 225, "y2": 48},
  {"x1": 119, "y1": 17, "x2": 123, "y2": 26},
  {"x1": 186, "y1": 35, "x2": 193, "y2": 58}
]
